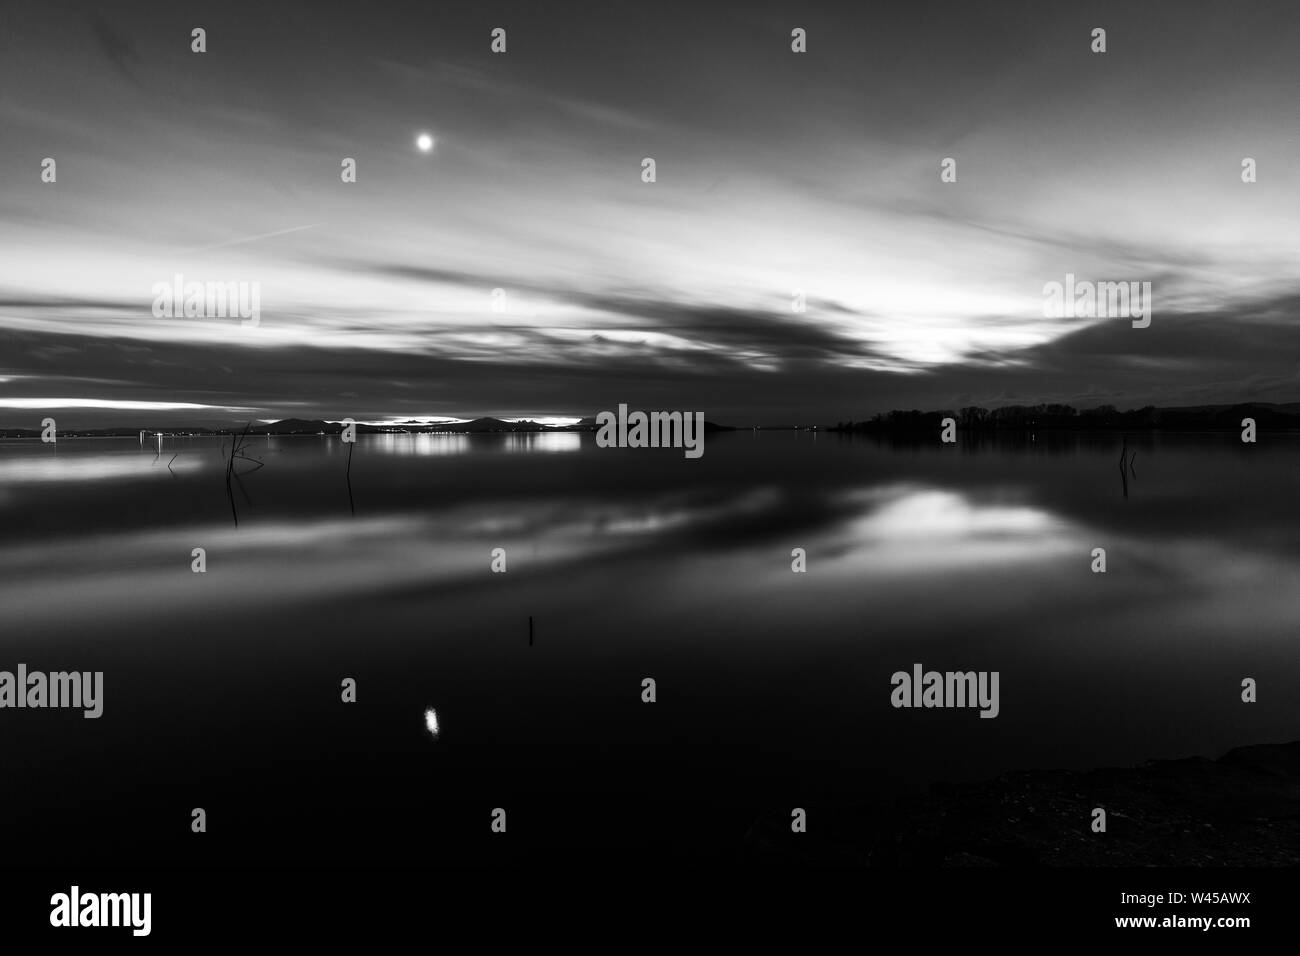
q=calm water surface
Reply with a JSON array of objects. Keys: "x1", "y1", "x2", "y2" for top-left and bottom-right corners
[{"x1": 1, "y1": 431, "x2": 1296, "y2": 864}]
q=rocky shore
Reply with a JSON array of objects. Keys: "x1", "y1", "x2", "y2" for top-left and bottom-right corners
[{"x1": 744, "y1": 741, "x2": 1300, "y2": 866}]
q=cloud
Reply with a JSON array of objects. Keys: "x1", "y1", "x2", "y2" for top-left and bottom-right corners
[
  {"x1": 2, "y1": 288, "x2": 1299, "y2": 428},
  {"x1": 89, "y1": 14, "x2": 142, "y2": 85}
]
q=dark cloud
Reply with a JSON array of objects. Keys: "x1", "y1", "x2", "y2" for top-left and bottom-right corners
[{"x1": 4, "y1": 289, "x2": 1300, "y2": 427}]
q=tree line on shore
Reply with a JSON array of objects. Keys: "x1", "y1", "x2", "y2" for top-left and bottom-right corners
[{"x1": 829, "y1": 402, "x2": 1300, "y2": 432}]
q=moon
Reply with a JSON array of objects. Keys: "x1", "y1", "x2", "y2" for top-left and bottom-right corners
[
  {"x1": 416, "y1": 132, "x2": 434, "y2": 153},
  {"x1": 424, "y1": 707, "x2": 440, "y2": 739}
]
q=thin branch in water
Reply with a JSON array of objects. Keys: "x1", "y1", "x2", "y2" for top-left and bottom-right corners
[
  {"x1": 233, "y1": 470, "x2": 253, "y2": 508},
  {"x1": 224, "y1": 421, "x2": 254, "y2": 526},
  {"x1": 1118, "y1": 437, "x2": 1130, "y2": 499},
  {"x1": 346, "y1": 441, "x2": 355, "y2": 516}
]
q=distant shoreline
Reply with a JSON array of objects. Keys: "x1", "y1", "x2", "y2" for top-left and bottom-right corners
[
  {"x1": 828, "y1": 401, "x2": 1300, "y2": 435},
  {"x1": 4, "y1": 400, "x2": 1300, "y2": 437}
]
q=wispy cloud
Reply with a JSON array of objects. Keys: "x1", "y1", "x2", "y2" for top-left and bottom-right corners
[{"x1": 184, "y1": 224, "x2": 326, "y2": 254}]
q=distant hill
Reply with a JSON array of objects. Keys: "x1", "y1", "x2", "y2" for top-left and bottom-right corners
[
  {"x1": 249, "y1": 419, "x2": 341, "y2": 435},
  {"x1": 424, "y1": 418, "x2": 548, "y2": 433}
]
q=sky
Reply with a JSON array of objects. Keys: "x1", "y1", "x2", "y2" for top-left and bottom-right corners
[{"x1": 2, "y1": 0, "x2": 1299, "y2": 427}]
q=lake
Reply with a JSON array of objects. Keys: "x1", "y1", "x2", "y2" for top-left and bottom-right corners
[{"x1": 1, "y1": 430, "x2": 1295, "y2": 865}]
